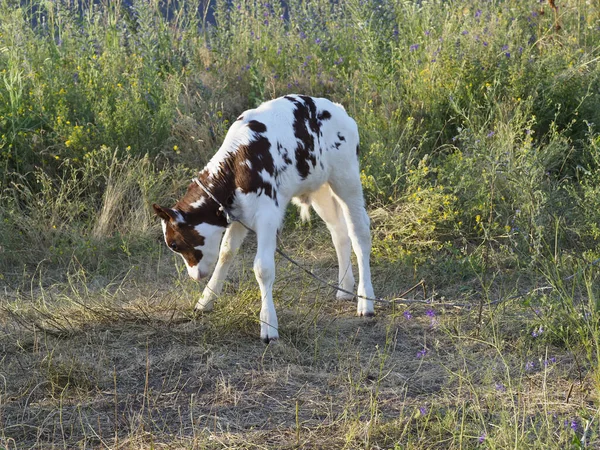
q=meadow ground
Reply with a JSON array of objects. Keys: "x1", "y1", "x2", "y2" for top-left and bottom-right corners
[
  {"x1": 2, "y1": 0, "x2": 600, "y2": 447},
  {"x1": 1, "y1": 223, "x2": 599, "y2": 448}
]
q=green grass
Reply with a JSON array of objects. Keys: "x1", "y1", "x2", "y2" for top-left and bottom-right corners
[{"x1": 1, "y1": 0, "x2": 600, "y2": 447}]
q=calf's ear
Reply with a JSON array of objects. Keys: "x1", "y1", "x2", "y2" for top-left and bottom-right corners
[{"x1": 153, "y1": 204, "x2": 177, "y2": 222}]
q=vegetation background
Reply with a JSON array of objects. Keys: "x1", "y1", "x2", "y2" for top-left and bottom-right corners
[{"x1": 1, "y1": 0, "x2": 600, "y2": 447}]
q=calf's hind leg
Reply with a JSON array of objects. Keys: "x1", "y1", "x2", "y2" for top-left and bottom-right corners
[
  {"x1": 328, "y1": 178, "x2": 375, "y2": 316},
  {"x1": 309, "y1": 184, "x2": 355, "y2": 300}
]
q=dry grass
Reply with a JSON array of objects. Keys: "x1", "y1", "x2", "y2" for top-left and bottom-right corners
[{"x1": 0, "y1": 226, "x2": 597, "y2": 449}]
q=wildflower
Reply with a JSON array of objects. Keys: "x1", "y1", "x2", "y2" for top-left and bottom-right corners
[
  {"x1": 566, "y1": 419, "x2": 578, "y2": 431},
  {"x1": 544, "y1": 357, "x2": 556, "y2": 366},
  {"x1": 461, "y1": 30, "x2": 469, "y2": 35},
  {"x1": 426, "y1": 309, "x2": 435, "y2": 318},
  {"x1": 475, "y1": 9, "x2": 482, "y2": 18},
  {"x1": 416, "y1": 348, "x2": 427, "y2": 358},
  {"x1": 483, "y1": 41, "x2": 488, "y2": 47},
  {"x1": 403, "y1": 310, "x2": 412, "y2": 320},
  {"x1": 315, "y1": 38, "x2": 321, "y2": 44},
  {"x1": 487, "y1": 131, "x2": 495, "y2": 138},
  {"x1": 525, "y1": 361, "x2": 534, "y2": 371},
  {"x1": 531, "y1": 326, "x2": 543, "y2": 337},
  {"x1": 424, "y1": 30, "x2": 430, "y2": 36},
  {"x1": 409, "y1": 43, "x2": 420, "y2": 52},
  {"x1": 478, "y1": 433, "x2": 486, "y2": 443},
  {"x1": 419, "y1": 406, "x2": 427, "y2": 415},
  {"x1": 495, "y1": 382, "x2": 506, "y2": 392}
]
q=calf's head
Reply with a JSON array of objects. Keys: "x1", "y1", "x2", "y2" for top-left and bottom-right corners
[{"x1": 153, "y1": 204, "x2": 226, "y2": 280}]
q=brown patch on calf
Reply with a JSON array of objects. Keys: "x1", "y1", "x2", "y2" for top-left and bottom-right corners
[
  {"x1": 318, "y1": 110, "x2": 331, "y2": 121},
  {"x1": 286, "y1": 96, "x2": 320, "y2": 179},
  {"x1": 232, "y1": 136, "x2": 277, "y2": 202},
  {"x1": 247, "y1": 120, "x2": 267, "y2": 133}
]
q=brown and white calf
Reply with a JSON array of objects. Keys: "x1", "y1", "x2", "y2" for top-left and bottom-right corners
[{"x1": 153, "y1": 95, "x2": 375, "y2": 342}]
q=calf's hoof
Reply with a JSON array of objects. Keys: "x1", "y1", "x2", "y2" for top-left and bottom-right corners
[
  {"x1": 194, "y1": 299, "x2": 215, "y2": 313},
  {"x1": 357, "y1": 299, "x2": 375, "y2": 317},
  {"x1": 336, "y1": 290, "x2": 355, "y2": 301},
  {"x1": 262, "y1": 336, "x2": 280, "y2": 344}
]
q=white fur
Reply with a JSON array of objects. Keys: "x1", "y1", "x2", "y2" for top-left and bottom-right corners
[{"x1": 191, "y1": 95, "x2": 375, "y2": 341}]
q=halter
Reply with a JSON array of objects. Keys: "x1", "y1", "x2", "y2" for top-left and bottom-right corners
[{"x1": 192, "y1": 177, "x2": 237, "y2": 225}]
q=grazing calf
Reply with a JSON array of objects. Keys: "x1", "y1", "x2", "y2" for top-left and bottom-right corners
[{"x1": 153, "y1": 95, "x2": 375, "y2": 342}]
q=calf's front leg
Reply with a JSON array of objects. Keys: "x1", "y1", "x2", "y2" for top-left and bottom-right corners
[
  {"x1": 195, "y1": 222, "x2": 248, "y2": 311},
  {"x1": 253, "y1": 226, "x2": 279, "y2": 343}
]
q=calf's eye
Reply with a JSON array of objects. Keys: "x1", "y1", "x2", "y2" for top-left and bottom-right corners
[{"x1": 170, "y1": 242, "x2": 178, "y2": 251}]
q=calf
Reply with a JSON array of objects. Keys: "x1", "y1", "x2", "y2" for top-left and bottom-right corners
[{"x1": 153, "y1": 95, "x2": 375, "y2": 342}]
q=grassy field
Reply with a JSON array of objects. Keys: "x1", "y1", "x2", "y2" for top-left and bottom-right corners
[{"x1": 2, "y1": 0, "x2": 600, "y2": 448}]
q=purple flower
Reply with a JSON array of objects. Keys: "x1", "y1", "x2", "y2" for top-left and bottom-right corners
[
  {"x1": 505, "y1": 52, "x2": 511, "y2": 58},
  {"x1": 531, "y1": 326, "x2": 543, "y2": 337},
  {"x1": 495, "y1": 382, "x2": 506, "y2": 392},
  {"x1": 403, "y1": 310, "x2": 412, "y2": 320},
  {"x1": 299, "y1": 31, "x2": 306, "y2": 39},
  {"x1": 566, "y1": 419, "x2": 578, "y2": 431},
  {"x1": 487, "y1": 131, "x2": 495, "y2": 138},
  {"x1": 315, "y1": 38, "x2": 322, "y2": 44},
  {"x1": 416, "y1": 348, "x2": 427, "y2": 358},
  {"x1": 525, "y1": 361, "x2": 535, "y2": 371},
  {"x1": 475, "y1": 9, "x2": 482, "y2": 18},
  {"x1": 502, "y1": 45, "x2": 509, "y2": 51},
  {"x1": 419, "y1": 405, "x2": 427, "y2": 415},
  {"x1": 410, "y1": 43, "x2": 420, "y2": 52},
  {"x1": 478, "y1": 433, "x2": 486, "y2": 443},
  {"x1": 483, "y1": 41, "x2": 489, "y2": 47},
  {"x1": 461, "y1": 30, "x2": 469, "y2": 35},
  {"x1": 426, "y1": 309, "x2": 435, "y2": 318},
  {"x1": 425, "y1": 30, "x2": 430, "y2": 36},
  {"x1": 544, "y1": 357, "x2": 556, "y2": 366}
]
